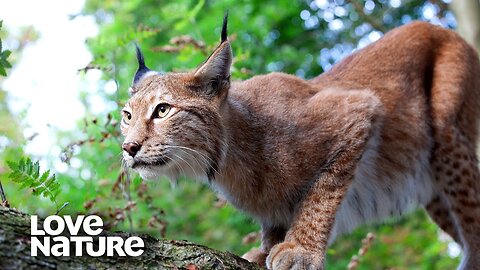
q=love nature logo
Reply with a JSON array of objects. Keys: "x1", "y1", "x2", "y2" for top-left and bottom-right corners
[{"x1": 31, "y1": 215, "x2": 144, "y2": 257}]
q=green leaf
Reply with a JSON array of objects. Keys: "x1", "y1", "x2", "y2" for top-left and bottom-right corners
[
  {"x1": 6, "y1": 157, "x2": 61, "y2": 205},
  {"x1": 1, "y1": 59, "x2": 12, "y2": 68},
  {"x1": 1, "y1": 50, "x2": 12, "y2": 58},
  {"x1": 33, "y1": 161, "x2": 40, "y2": 179},
  {"x1": 39, "y1": 170, "x2": 49, "y2": 182},
  {"x1": 6, "y1": 160, "x2": 17, "y2": 170},
  {"x1": 0, "y1": 49, "x2": 12, "y2": 73}
]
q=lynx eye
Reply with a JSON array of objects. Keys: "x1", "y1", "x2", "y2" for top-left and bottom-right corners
[
  {"x1": 155, "y1": 103, "x2": 171, "y2": 118},
  {"x1": 122, "y1": 110, "x2": 132, "y2": 125}
]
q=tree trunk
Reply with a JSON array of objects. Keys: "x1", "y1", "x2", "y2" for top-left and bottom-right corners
[
  {"x1": 451, "y1": 0, "x2": 480, "y2": 53},
  {"x1": 0, "y1": 207, "x2": 263, "y2": 270}
]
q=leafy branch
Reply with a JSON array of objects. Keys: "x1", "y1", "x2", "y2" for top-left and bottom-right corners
[
  {"x1": 7, "y1": 158, "x2": 60, "y2": 206},
  {"x1": 0, "y1": 20, "x2": 12, "y2": 76}
]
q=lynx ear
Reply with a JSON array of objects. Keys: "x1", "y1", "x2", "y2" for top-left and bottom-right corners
[
  {"x1": 130, "y1": 43, "x2": 153, "y2": 95},
  {"x1": 194, "y1": 13, "x2": 232, "y2": 95}
]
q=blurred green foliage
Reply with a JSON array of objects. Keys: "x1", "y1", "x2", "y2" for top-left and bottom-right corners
[{"x1": 0, "y1": 0, "x2": 462, "y2": 269}]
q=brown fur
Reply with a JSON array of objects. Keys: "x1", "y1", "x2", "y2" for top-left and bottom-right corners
[{"x1": 121, "y1": 21, "x2": 480, "y2": 269}]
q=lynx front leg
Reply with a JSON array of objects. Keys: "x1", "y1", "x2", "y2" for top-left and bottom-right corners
[
  {"x1": 267, "y1": 129, "x2": 375, "y2": 269},
  {"x1": 266, "y1": 173, "x2": 352, "y2": 270},
  {"x1": 265, "y1": 89, "x2": 382, "y2": 270}
]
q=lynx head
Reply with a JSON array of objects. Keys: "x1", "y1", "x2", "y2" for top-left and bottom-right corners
[{"x1": 120, "y1": 14, "x2": 232, "y2": 183}]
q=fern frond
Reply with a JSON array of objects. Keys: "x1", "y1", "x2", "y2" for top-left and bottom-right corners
[{"x1": 7, "y1": 158, "x2": 60, "y2": 205}]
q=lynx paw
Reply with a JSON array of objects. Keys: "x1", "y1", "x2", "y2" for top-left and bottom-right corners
[
  {"x1": 242, "y1": 247, "x2": 267, "y2": 267},
  {"x1": 266, "y1": 242, "x2": 324, "y2": 270}
]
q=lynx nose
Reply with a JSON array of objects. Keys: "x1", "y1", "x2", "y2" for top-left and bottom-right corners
[{"x1": 122, "y1": 142, "x2": 141, "y2": 157}]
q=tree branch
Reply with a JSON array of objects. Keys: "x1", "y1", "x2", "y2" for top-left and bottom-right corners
[
  {"x1": 450, "y1": 0, "x2": 480, "y2": 53},
  {"x1": 351, "y1": 1, "x2": 389, "y2": 33},
  {"x1": 0, "y1": 207, "x2": 263, "y2": 270}
]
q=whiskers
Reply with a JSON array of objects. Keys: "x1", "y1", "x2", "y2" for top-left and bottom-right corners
[
  {"x1": 159, "y1": 155, "x2": 180, "y2": 187},
  {"x1": 163, "y1": 145, "x2": 220, "y2": 180},
  {"x1": 119, "y1": 160, "x2": 134, "y2": 231},
  {"x1": 171, "y1": 152, "x2": 199, "y2": 181},
  {"x1": 120, "y1": 143, "x2": 219, "y2": 184}
]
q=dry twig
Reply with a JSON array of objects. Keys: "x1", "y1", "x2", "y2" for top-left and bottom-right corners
[{"x1": 347, "y1": 232, "x2": 376, "y2": 270}]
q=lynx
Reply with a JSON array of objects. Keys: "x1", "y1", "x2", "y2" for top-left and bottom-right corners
[{"x1": 121, "y1": 15, "x2": 480, "y2": 269}]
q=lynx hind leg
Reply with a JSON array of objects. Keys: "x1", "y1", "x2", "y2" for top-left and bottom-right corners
[
  {"x1": 432, "y1": 127, "x2": 480, "y2": 269},
  {"x1": 426, "y1": 195, "x2": 462, "y2": 245},
  {"x1": 242, "y1": 226, "x2": 287, "y2": 267}
]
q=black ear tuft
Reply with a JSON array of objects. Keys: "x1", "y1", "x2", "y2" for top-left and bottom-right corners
[
  {"x1": 192, "y1": 13, "x2": 232, "y2": 96},
  {"x1": 133, "y1": 43, "x2": 151, "y2": 85},
  {"x1": 135, "y1": 43, "x2": 146, "y2": 70},
  {"x1": 221, "y1": 11, "x2": 228, "y2": 43}
]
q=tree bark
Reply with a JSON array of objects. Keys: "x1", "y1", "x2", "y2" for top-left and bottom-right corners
[
  {"x1": 451, "y1": 0, "x2": 480, "y2": 53},
  {"x1": 0, "y1": 207, "x2": 263, "y2": 270}
]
